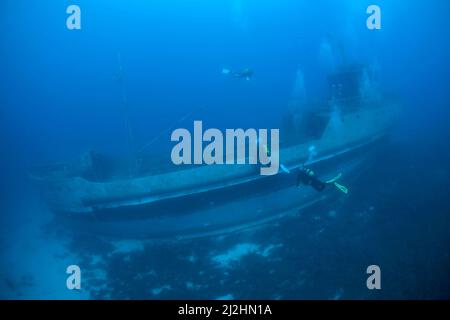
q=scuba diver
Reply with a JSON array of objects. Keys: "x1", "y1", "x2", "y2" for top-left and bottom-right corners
[
  {"x1": 222, "y1": 68, "x2": 254, "y2": 80},
  {"x1": 296, "y1": 167, "x2": 348, "y2": 194}
]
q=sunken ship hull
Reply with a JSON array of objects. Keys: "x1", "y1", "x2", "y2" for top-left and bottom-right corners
[
  {"x1": 32, "y1": 104, "x2": 399, "y2": 239},
  {"x1": 53, "y1": 144, "x2": 375, "y2": 239},
  {"x1": 31, "y1": 66, "x2": 401, "y2": 239}
]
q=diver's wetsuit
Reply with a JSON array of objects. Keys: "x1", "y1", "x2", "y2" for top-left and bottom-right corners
[{"x1": 296, "y1": 168, "x2": 327, "y2": 192}]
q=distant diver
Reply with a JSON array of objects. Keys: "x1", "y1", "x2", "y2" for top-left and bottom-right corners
[
  {"x1": 296, "y1": 167, "x2": 348, "y2": 194},
  {"x1": 222, "y1": 68, "x2": 254, "y2": 80}
]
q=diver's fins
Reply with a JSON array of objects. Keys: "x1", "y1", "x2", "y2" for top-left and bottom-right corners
[
  {"x1": 325, "y1": 173, "x2": 342, "y2": 184},
  {"x1": 333, "y1": 182, "x2": 348, "y2": 194},
  {"x1": 222, "y1": 68, "x2": 231, "y2": 75},
  {"x1": 326, "y1": 173, "x2": 348, "y2": 194}
]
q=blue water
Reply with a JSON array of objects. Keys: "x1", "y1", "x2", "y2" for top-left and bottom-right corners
[{"x1": 1, "y1": 0, "x2": 449, "y2": 299}]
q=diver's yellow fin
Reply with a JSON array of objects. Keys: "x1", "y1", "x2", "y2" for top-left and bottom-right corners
[
  {"x1": 325, "y1": 172, "x2": 348, "y2": 194},
  {"x1": 333, "y1": 182, "x2": 348, "y2": 194},
  {"x1": 326, "y1": 173, "x2": 342, "y2": 184}
]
